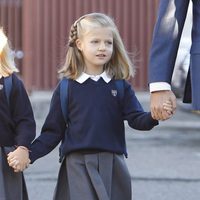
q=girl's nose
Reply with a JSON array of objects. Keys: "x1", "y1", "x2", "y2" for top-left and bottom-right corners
[{"x1": 98, "y1": 42, "x2": 106, "y2": 50}]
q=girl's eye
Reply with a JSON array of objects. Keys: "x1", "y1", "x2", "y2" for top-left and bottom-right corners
[
  {"x1": 106, "y1": 41, "x2": 113, "y2": 45},
  {"x1": 91, "y1": 40, "x2": 99, "y2": 43}
]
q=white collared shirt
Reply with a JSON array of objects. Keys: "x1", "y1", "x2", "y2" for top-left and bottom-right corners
[{"x1": 76, "y1": 71, "x2": 112, "y2": 84}]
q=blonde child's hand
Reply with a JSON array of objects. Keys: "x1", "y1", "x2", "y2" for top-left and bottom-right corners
[
  {"x1": 162, "y1": 100, "x2": 174, "y2": 119},
  {"x1": 7, "y1": 146, "x2": 30, "y2": 172}
]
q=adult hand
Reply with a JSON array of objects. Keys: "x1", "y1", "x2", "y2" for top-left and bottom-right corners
[
  {"x1": 7, "y1": 146, "x2": 30, "y2": 172},
  {"x1": 150, "y1": 90, "x2": 176, "y2": 120}
]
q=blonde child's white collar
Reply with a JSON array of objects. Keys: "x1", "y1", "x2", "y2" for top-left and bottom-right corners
[{"x1": 76, "y1": 71, "x2": 111, "y2": 83}]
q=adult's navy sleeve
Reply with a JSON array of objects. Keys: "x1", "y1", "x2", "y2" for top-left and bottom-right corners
[
  {"x1": 123, "y1": 81, "x2": 158, "y2": 130},
  {"x1": 30, "y1": 83, "x2": 66, "y2": 163},
  {"x1": 11, "y1": 74, "x2": 36, "y2": 148},
  {"x1": 148, "y1": 0, "x2": 190, "y2": 84}
]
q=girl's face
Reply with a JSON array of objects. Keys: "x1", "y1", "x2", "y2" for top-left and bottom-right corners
[{"x1": 76, "y1": 27, "x2": 113, "y2": 74}]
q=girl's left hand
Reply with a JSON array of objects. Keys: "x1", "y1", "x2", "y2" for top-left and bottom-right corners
[
  {"x1": 163, "y1": 100, "x2": 174, "y2": 116},
  {"x1": 7, "y1": 146, "x2": 30, "y2": 172}
]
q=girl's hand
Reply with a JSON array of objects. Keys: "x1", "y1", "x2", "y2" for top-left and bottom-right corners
[
  {"x1": 7, "y1": 146, "x2": 30, "y2": 172},
  {"x1": 163, "y1": 100, "x2": 173, "y2": 118}
]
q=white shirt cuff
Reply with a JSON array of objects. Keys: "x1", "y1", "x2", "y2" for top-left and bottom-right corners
[{"x1": 149, "y1": 82, "x2": 171, "y2": 93}]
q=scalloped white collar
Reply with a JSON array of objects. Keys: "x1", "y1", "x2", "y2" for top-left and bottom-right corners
[{"x1": 76, "y1": 71, "x2": 111, "y2": 84}]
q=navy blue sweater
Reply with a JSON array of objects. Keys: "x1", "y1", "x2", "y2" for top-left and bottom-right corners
[
  {"x1": 30, "y1": 78, "x2": 158, "y2": 162},
  {"x1": 0, "y1": 74, "x2": 36, "y2": 148}
]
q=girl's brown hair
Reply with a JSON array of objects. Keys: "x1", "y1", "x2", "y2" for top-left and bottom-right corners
[{"x1": 59, "y1": 13, "x2": 135, "y2": 80}]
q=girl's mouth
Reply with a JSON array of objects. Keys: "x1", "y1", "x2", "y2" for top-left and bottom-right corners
[{"x1": 96, "y1": 54, "x2": 106, "y2": 57}]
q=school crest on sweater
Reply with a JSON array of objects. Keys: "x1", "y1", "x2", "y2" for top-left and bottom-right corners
[{"x1": 111, "y1": 89, "x2": 117, "y2": 97}]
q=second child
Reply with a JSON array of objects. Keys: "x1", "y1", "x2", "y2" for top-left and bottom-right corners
[{"x1": 0, "y1": 28, "x2": 36, "y2": 200}]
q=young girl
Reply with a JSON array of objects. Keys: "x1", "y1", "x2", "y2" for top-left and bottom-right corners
[
  {"x1": 0, "y1": 28, "x2": 36, "y2": 200},
  {"x1": 10, "y1": 13, "x2": 172, "y2": 199}
]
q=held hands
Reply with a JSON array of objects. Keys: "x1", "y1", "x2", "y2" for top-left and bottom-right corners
[
  {"x1": 150, "y1": 90, "x2": 176, "y2": 121},
  {"x1": 7, "y1": 146, "x2": 30, "y2": 172}
]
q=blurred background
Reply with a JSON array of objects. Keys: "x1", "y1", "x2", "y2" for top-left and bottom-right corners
[
  {"x1": 1, "y1": 1, "x2": 197, "y2": 200},
  {"x1": 0, "y1": 0, "x2": 192, "y2": 95},
  {"x1": 0, "y1": 0, "x2": 160, "y2": 92}
]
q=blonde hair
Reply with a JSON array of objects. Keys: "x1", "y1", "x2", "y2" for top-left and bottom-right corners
[
  {"x1": 59, "y1": 13, "x2": 135, "y2": 80},
  {"x1": 0, "y1": 28, "x2": 18, "y2": 77}
]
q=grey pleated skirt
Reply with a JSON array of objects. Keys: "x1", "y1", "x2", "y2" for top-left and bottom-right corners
[
  {"x1": 0, "y1": 147, "x2": 29, "y2": 200},
  {"x1": 53, "y1": 152, "x2": 132, "y2": 200}
]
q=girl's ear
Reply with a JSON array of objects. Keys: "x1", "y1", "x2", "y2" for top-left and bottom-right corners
[{"x1": 76, "y1": 39, "x2": 82, "y2": 51}]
